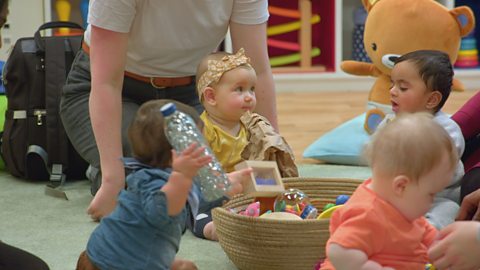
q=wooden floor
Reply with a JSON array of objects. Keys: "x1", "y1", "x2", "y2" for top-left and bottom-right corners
[{"x1": 276, "y1": 90, "x2": 478, "y2": 163}]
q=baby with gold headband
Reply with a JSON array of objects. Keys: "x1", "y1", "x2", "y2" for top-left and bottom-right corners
[
  {"x1": 196, "y1": 48, "x2": 255, "y2": 173},
  {"x1": 189, "y1": 48, "x2": 298, "y2": 241}
]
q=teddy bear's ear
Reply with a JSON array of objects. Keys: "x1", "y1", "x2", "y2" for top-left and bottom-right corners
[
  {"x1": 450, "y1": 6, "x2": 476, "y2": 37},
  {"x1": 362, "y1": 0, "x2": 379, "y2": 12}
]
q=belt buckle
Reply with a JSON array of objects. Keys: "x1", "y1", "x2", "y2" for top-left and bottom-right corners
[{"x1": 150, "y1": 77, "x2": 167, "y2": 89}]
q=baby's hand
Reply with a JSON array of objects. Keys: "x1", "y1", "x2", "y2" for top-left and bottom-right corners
[
  {"x1": 225, "y1": 167, "x2": 253, "y2": 197},
  {"x1": 172, "y1": 143, "x2": 212, "y2": 179}
]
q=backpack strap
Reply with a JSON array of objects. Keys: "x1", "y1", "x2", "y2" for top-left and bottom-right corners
[
  {"x1": 44, "y1": 38, "x2": 71, "y2": 187},
  {"x1": 25, "y1": 145, "x2": 50, "y2": 181},
  {"x1": 34, "y1": 21, "x2": 83, "y2": 53}
]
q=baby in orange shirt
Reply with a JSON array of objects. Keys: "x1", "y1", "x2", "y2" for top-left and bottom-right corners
[{"x1": 321, "y1": 112, "x2": 459, "y2": 270}]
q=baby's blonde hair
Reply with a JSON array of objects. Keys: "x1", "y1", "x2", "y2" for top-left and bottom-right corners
[{"x1": 364, "y1": 112, "x2": 458, "y2": 182}]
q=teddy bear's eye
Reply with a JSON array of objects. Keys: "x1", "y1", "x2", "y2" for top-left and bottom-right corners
[{"x1": 371, "y1": 43, "x2": 377, "y2": 51}]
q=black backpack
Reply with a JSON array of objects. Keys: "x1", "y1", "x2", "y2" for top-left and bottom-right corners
[{"x1": 1, "y1": 21, "x2": 88, "y2": 190}]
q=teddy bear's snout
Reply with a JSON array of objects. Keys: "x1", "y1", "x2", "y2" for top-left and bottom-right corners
[{"x1": 381, "y1": 54, "x2": 401, "y2": 69}]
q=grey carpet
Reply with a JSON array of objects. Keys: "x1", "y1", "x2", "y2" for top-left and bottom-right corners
[{"x1": 0, "y1": 164, "x2": 371, "y2": 270}]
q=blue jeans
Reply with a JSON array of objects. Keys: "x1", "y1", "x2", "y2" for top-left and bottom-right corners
[{"x1": 59, "y1": 49, "x2": 203, "y2": 194}]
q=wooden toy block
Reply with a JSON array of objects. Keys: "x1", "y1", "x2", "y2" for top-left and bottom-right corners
[{"x1": 234, "y1": 160, "x2": 285, "y2": 197}]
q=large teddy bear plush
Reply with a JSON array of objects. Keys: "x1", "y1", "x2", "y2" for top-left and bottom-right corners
[
  {"x1": 342, "y1": 0, "x2": 475, "y2": 134},
  {"x1": 304, "y1": 0, "x2": 475, "y2": 165}
]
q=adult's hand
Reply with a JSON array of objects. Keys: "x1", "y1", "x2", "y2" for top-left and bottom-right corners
[
  {"x1": 428, "y1": 221, "x2": 480, "y2": 270},
  {"x1": 87, "y1": 182, "x2": 120, "y2": 221},
  {"x1": 457, "y1": 189, "x2": 480, "y2": 221}
]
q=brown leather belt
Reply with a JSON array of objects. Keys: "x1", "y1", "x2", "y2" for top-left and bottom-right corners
[{"x1": 81, "y1": 42, "x2": 194, "y2": 88}]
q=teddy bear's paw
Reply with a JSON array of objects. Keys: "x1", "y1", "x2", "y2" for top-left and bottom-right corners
[{"x1": 364, "y1": 108, "x2": 385, "y2": 134}]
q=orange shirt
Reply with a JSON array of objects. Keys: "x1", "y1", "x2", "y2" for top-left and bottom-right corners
[{"x1": 321, "y1": 179, "x2": 437, "y2": 270}]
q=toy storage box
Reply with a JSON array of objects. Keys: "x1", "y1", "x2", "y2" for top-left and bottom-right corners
[{"x1": 234, "y1": 160, "x2": 285, "y2": 197}]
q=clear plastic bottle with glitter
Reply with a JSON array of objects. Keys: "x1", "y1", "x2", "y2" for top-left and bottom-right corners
[{"x1": 160, "y1": 102, "x2": 231, "y2": 201}]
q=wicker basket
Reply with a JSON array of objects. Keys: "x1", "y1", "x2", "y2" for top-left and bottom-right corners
[{"x1": 212, "y1": 177, "x2": 363, "y2": 270}]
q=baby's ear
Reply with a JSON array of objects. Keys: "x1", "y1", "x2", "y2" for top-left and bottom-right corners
[
  {"x1": 203, "y1": 87, "x2": 216, "y2": 105},
  {"x1": 392, "y1": 175, "x2": 410, "y2": 196},
  {"x1": 426, "y1": 91, "x2": 442, "y2": 110}
]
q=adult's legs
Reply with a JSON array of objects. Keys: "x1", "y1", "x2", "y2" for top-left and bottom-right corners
[
  {"x1": 60, "y1": 50, "x2": 101, "y2": 194},
  {"x1": 60, "y1": 50, "x2": 97, "y2": 166},
  {"x1": 60, "y1": 49, "x2": 141, "y2": 194},
  {"x1": 460, "y1": 135, "x2": 480, "y2": 204},
  {"x1": 452, "y1": 91, "x2": 480, "y2": 202}
]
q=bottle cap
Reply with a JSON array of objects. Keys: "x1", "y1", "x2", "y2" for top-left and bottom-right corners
[{"x1": 160, "y1": 102, "x2": 176, "y2": 117}]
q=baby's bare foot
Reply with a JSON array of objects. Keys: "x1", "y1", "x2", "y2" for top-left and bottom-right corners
[
  {"x1": 203, "y1": 221, "x2": 219, "y2": 241},
  {"x1": 171, "y1": 258, "x2": 197, "y2": 270}
]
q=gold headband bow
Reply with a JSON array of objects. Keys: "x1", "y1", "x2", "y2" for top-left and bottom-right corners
[{"x1": 197, "y1": 48, "x2": 252, "y2": 100}]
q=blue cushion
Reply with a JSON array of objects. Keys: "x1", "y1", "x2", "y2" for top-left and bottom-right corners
[{"x1": 303, "y1": 113, "x2": 370, "y2": 165}]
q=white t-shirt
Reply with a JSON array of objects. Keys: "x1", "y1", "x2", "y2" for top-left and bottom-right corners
[
  {"x1": 434, "y1": 111, "x2": 465, "y2": 187},
  {"x1": 85, "y1": 0, "x2": 269, "y2": 77}
]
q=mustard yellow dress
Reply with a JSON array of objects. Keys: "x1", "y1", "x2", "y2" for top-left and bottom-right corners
[{"x1": 200, "y1": 112, "x2": 248, "y2": 173}]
